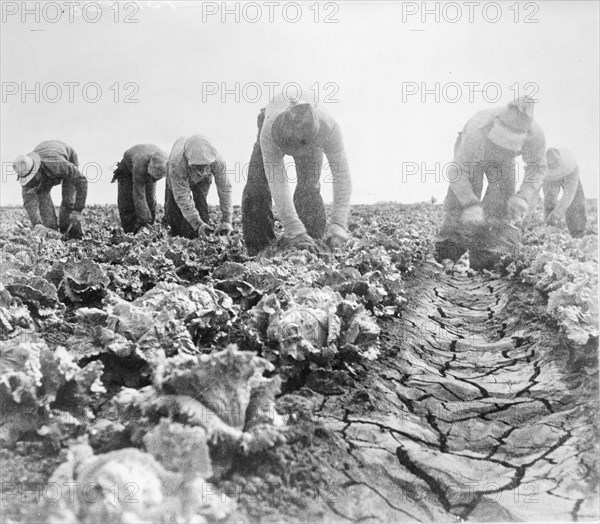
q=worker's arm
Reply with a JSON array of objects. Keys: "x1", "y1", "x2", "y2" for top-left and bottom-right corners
[
  {"x1": 517, "y1": 125, "x2": 547, "y2": 207},
  {"x1": 131, "y1": 161, "x2": 152, "y2": 227},
  {"x1": 212, "y1": 159, "x2": 233, "y2": 226},
  {"x1": 260, "y1": 126, "x2": 307, "y2": 238},
  {"x1": 170, "y1": 168, "x2": 204, "y2": 230},
  {"x1": 323, "y1": 122, "x2": 352, "y2": 231},
  {"x1": 447, "y1": 132, "x2": 482, "y2": 209},
  {"x1": 554, "y1": 167, "x2": 580, "y2": 216},
  {"x1": 22, "y1": 185, "x2": 42, "y2": 226}
]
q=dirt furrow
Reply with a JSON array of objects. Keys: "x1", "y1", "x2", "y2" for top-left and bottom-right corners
[
  {"x1": 228, "y1": 260, "x2": 598, "y2": 523},
  {"x1": 301, "y1": 261, "x2": 599, "y2": 523}
]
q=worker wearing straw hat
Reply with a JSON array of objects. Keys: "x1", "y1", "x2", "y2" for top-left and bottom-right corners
[
  {"x1": 13, "y1": 140, "x2": 88, "y2": 239},
  {"x1": 434, "y1": 96, "x2": 547, "y2": 270}
]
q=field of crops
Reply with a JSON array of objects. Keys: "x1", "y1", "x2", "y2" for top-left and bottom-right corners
[{"x1": 0, "y1": 202, "x2": 598, "y2": 523}]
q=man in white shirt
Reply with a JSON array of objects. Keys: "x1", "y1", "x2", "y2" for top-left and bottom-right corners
[{"x1": 241, "y1": 94, "x2": 352, "y2": 255}]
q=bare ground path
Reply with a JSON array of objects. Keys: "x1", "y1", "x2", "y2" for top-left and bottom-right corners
[{"x1": 240, "y1": 260, "x2": 599, "y2": 523}]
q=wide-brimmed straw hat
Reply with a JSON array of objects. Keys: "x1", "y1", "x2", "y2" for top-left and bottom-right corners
[
  {"x1": 13, "y1": 152, "x2": 41, "y2": 186},
  {"x1": 488, "y1": 96, "x2": 536, "y2": 152}
]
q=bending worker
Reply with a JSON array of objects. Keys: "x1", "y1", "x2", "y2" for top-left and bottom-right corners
[
  {"x1": 13, "y1": 140, "x2": 88, "y2": 239},
  {"x1": 242, "y1": 93, "x2": 352, "y2": 255},
  {"x1": 164, "y1": 135, "x2": 233, "y2": 239},
  {"x1": 434, "y1": 96, "x2": 547, "y2": 270},
  {"x1": 112, "y1": 144, "x2": 167, "y2": 233},
  {"x1": 543, "y1": 148, "x2": 587, "y2": 238}
]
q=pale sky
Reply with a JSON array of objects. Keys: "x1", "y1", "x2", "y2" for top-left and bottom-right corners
[{"x1": 1, "y1": 0, "x2": 598, "y2": 207}]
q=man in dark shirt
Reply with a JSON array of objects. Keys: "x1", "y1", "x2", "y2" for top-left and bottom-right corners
[
  {"x1": 13, "y1": 140, "x2": 88, "y2": 239},
  {"x1": 112, "y1": 144, "x2": 167, "y2": 233}
]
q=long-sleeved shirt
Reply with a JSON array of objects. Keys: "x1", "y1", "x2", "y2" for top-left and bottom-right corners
[
  {"x1": 22, "y1": 140, "x2": 87, "y2": 225},
  {"x1": 448, "y1": 108, "x2": 547, "y2": 209},
  {"x1": 33, "y1": 140, "x2": 80, "y2": 166},
  {"x1": 166, "y1": 135, "x2": 232, "y2": 231},
  {"x1": 543, "y1": 149, "x2": 580, "y2": 214},
  {"x1": 113, "y1": 144, "x2": 166, "y2": 226},
  {"x1": 260, "y1": 94, "x2": 352, "y2": 238}
]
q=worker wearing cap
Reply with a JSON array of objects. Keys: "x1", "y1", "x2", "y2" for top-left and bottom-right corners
[
  {"x1": 13, "y1": 140, "x2": 88, "y2": 239},
  {"x1": 164, "y1": 135, "x2": 233, "y2": 239},
  {"x1": 112, "y1": 144, "x2": 167, "y2": 234},
  {"x1": 241, "y1": 93, "x2": 352, "y2": 255},
  {"x1": 434, "y1": 96, "x2": 547, "y2": 269},
  {"x1": 543, "y1": 148, "x2": 586, "y2": 238}
]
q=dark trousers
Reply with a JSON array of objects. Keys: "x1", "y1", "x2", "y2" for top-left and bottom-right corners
[
  {"x1": 544, "y1": 179, "x2": 587, "y2": 238},
  {"x1": 242, "y1": 116, "x2": 327, "y2": 255},
  {"x1": 434, "y1": 160, "x2": 517, "y2": 269},
  {"x1": 35, "y1": 181, "x2": 82, "y2": 238},
  {"x1": 164, "y1": 179, "x2": 211, "y2": 239},
  {"x1": 116, "y1": 175, "x2": 157, "y2": 233},
  {"x1": 241, "y1": 142, "x2": 277, "y2": 255}
]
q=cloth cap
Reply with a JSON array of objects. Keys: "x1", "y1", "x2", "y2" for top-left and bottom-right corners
[
  {"x1": 488, "y1": 96, "x2": 536, "y2": 151},
  {"x1": 147, "y1": 150, "x2": 167, "y2": 180},
  {"x1": 271, "y1": 102, "x2": 320, "y2": 150},
  {"x1": 13, "y1": 152, "x2": 41, "y2": 187},
  {"x1": 184, "y1": 135, "x2": 217, "y2": 166}
]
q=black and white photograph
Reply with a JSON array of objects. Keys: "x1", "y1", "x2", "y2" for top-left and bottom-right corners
[{"x1": 1, "y1": 1, "x2": 598, "y2": 522}]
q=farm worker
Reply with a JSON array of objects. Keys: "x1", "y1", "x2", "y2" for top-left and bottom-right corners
[
  {"x1": 164, "y1": 135, "x2": 233, "y2": 239},
  {"x1": 434, "y1": 96, "x2": 547, "y2": 269},
  {"x1": 13, "y1": 140, "x2": 88, "y2": 239},
  {"x1": 112, "y1": 144, "x2": 168, "y2": 233},
  {"x1": 543, "y1": 148, "x2": 587, "y2": 238},
  {"x1": 241, "y1": 93, "x2": 352, "y2": 255}
]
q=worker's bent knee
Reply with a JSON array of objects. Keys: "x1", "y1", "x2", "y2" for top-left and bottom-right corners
[
  {"x1": 434, "y1": 239, "x2": 467, "y2": 264},
  {"x1": 469, "y1": 249, "x2": 501, "y2": 271}
]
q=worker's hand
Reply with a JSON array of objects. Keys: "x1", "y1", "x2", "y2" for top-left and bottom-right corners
[
  {"x1": 33, "y1": 224, "x2": 61, "y2": 239},
  {"x1": 280, "y1": 233, "x2": 319, "y2": 253},
  {"x1": 216, "y1": 222, "x2": 233, "y2": 236},
  {"x1": 324, "y1": 224, "x2": 350, "y2": 250},
  {"x1": 135, "y1": 224, "x2": 152, "y2": 235},
  {"x1": 196, "y1": 222, "x2": 214, "y2": 238},
  {"x1": 66, "y1": 211, "x2": 84, "y2": 238},
  {"x1": 546, "y1": 209, "x2": 564, "y2": 226},
  {"x1": 68, "y1": 211, "x2": 82, "y2": 228},
  {"x1": 459, "y1": 205, "x2": 486, "y2": 229},
  {"x1": 507, "y1": 195, "x2": 529, "y2": 222}
]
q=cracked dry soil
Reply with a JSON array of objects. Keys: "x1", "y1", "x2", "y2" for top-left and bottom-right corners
[{"x1": 227, "y1": 260, "x2": 599, "y2": 523}]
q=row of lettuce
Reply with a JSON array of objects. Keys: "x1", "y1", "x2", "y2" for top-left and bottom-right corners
[
  {"x1": 504, "y1": 210, "x2": 598, "y2": 348},
  {"x1": 1, "y1": 204, "x2": 596, "y2": 522},
  {"x1": 0, "y1": 204, "x2": 436, "y2": 523}
]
